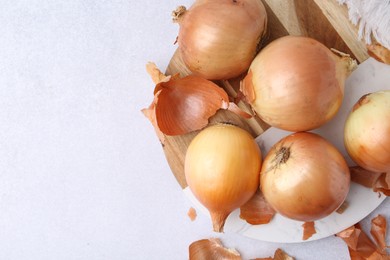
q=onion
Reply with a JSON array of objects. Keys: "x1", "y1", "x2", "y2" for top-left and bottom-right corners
[
  {"x1": 344, "y1": 91, "x2": 390, "y2": 173},
  {"x1": 242, "y1": 36, "x2": 357, "y2": 132},
  {"x1": 185, "y1": 124, "x2": 262, "y2": 232},
  {"x1": 173, "y1": 0, "x2": 267, "y2": 80},
  {"x1": 260, "y1": 132, "x2": 350, "y2": 221}
]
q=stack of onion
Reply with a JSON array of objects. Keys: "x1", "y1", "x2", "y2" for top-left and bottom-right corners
[
  {"x1": 260, "y1": 132, "x2": 350, "y2": 221},
  {"x1": 173, "y1": 0, "x2": 267, "y2": 80},
  {"x1": 242, "y1": 36, "x2": 357, "y2": 132},
  {"x1": 185, "y1": 124, "x2": 262, "y2": 232},
  {"x1": 344, "y1": 90, "x2": 390, "y2": 173}
]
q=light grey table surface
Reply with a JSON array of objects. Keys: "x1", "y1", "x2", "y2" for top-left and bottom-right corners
[{"x1": 0, "y1": 1, "x2": 388, "y2": 259}]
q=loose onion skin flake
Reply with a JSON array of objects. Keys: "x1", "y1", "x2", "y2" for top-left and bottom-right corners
[
  {"x1": 254, "y1": 249, "x2": 295, "y2": 260},
  {"x1": 349, "y1": 166, "x2": 390, "y2": 196},
  {"x1": 336, "y1": 215, "x2": 390, "y2": 259},
  {"x1": 185, "y1": 124, "x2": 262, "y2": 232},
  {"x1": 260, "y1": 132, "x2": 350, "y2": 222},
  {"x1": 142, "y1": 63, "x2": 251, "y2": 138},
  {"x1": 187, "y1": 207, "x2": 197, "y2": 222},
  {"x1": 174, "y1": 0, "x2": 267, "y2": 80},
  {"x1": 370, "y1": 215, "x2": 389, "y2": 253},
  {"x1": 344, "y1": 91, "x2": 390, "y2": 173},
  {"x1": 239, "y1": 189, "x2": 276, "y2": 225},
  {"x1": 189, "y1": 238, "x2": 241, "y2": 260},
  {"x1": 302, "y1": 221, "x2": 316, "y2": 241},
  {"x1": 367, "y1": 43, "x2": 390, "y2": 65},
  {"x1": 242, "y1": 36, "x2": 357, "y2": 132}
]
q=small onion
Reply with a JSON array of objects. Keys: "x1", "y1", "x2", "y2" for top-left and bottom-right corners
[
  {"x1": 242, "y1": 36, "x2": 357, "y2": 132},
  {"x1": 173, "y1": 0, "x2": 267, "y2": 80},
  {"x1": 260, "y1": 132, "x2": 350, "y2": 221},
  {"x1": 185, "y1": 124, "x2": 262, "y2": 232},
  {"x1": 344, "y1": 90, "x2": 390, "y2": 173}
]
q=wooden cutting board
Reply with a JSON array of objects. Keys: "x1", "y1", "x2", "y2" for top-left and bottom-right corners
[{"x1": 162, "y1": 0, "x2": 370, "y2": 189}]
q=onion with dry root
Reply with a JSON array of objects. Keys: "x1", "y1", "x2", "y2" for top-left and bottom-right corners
[
  {"x1": 242, "y1": 36, "x2": 357, "y2": 132},
  {"x1": 185, "y1": 124, "x2": 262, "y2": 232},
  {"x1": 260, "y1": 132, "x2": 350, "y2": 221},
  {"x1": 344, "y1": 90, "x2": 390, "y2": 173},
  {"x1": 173, "y1": 0, "x2": 267, "y2": 80}
]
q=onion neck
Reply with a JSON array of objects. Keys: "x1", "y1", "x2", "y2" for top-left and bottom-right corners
[
  {"x1": 210, "y1": 211, "x2": 230, "y2": 233},
  {"x1": 172, "y1": 6, "x2": 187, "y2": 23},
  {"x1": 331, "y1": 49, "x2": 358, "y2": 95}
]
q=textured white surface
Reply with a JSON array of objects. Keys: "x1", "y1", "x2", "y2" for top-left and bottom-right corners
[{"x1": 0, "y1": 1, "x2": 389, "y2": 259}]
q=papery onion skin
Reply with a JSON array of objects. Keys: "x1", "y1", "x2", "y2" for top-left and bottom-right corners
[
  {"x1": 189, "y1": 238, "x2": 241, "y2": 260},
  {"x1": 175, "y1": 0, "x2": 267, "y2": 80},
  {"x1": 185, "y1": 124, "x2": 262, "y2": 232},
  {"x1": 344, "y1": 91, "x2": 390, "y2": 173},
  {"x1": 260, "y1": 132, "x2": 350, "y2": 222},
  {"x1": 242, "y1": 36, "x2": 355, "y2": 132}
]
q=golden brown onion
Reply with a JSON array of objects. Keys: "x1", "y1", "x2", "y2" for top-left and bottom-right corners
[
  {"x1": 242, "y1": 36, "x2": 356, "y2": 132},
  {"x1": 173, "y1": 0, "x2": 267, "y2": 80},
  {"x1": 344, "y1": 90, "x2": 390, "y2": 173},
  {"x1": 260, "y1": 132, "x2": 350, "y2": 221},
  {"x1": 185, "y1": 124, "x2": 262, "y2": 232}
]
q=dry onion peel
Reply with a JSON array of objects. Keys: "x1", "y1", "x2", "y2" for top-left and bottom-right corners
[
  {"x1": 173, "y1": 0, "x2": 268, "y2": 80},
  {"x1": 239, "y1": 189, "x2": 276, "y2": 225},
  {"x1": 367, "y1": 43, "x2": 390, "y2": 65},
  {"x1": 371, "y1": 215, "x2": 389, "y2": 253},
  {"x1": 189, "y1": 239, "x2": 295, "y2": 260},
  {"x1": 302, "y1": 221, "x2": 316, "y2": 241},
  {"x1": 254, "y1": 249, "x2": 295, "y2": 260},
  {"x1": 242, "y1": 36, "x2": 357, "y2": 132},
  {"x1": 187, "y1": 207, "x2": 197, "y2": 222},
  {"x1": 336, "y1": 201, "x2": 349, "y2": 214},
  {"x1": 142, "y1": 63, "x2": 251, "y2": 137},
  {"x1": 337, "y1": 224, "x2": 378, "y2": 258},
  {"x1": 374, "y1": 173, "x2": 390, "y2": 196},
  {"x1": 141, "y1": 95, "x2": 165, "y2": 144},
  {"x1": 185, "y1": 124, "x2": 262, "y2": 232},
  {"x1": 337, "y1": 216, "x2": 390, "y2": 259},
  {"x1": 154, "y1": 75, "x2": 229, "y2": 135},
  {"x1": 350, "y1": 166, "x2": 390, "y2": 196},
  {"x1": 189, "y1": 238, "x2": 241, "y2": 260}
]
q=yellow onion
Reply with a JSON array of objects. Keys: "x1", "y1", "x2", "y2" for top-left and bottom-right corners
[
  {"x1": 260, "y1": 132, "x2": 350, "y2": 221},
  {"x1": 185, "y1": 124, "x2": 262, "y2": 232},
  {"x1": 344, "y1": 90, "x2": 390, "y2": 173},
  {"x1": 242, "y1": 36, "x2": 357, "y2": 132},
  {"x1": 173, "y1": 0, "x2": 267, "y2": 80}
]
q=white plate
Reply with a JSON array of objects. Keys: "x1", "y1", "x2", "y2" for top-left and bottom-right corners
[{"x1": 183, "y1": 58, "x2": 390, "y2": 243}]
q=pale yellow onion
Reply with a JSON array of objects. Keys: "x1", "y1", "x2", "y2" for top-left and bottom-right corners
[
  {"x1": 344, "y1": 90, "x2": 390, "y2": 173},
  {"x1": 185, "y1": 124, "x2": 261, "y2": 232},
  {"x1": 173, "y1": 0, "x2": 267, "y2": 80},
  {"x1": 242, "y1": 36, "x2": 357, "y2": 132},
  {"x1": 260, "y1": 132, "x2": 350, "y2": 221}
]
